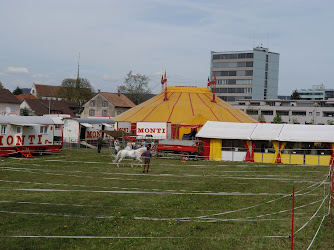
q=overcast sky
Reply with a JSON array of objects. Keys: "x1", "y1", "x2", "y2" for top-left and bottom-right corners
[{"x1": 0, "y1": 0, "x2": 333, "y2": 95}]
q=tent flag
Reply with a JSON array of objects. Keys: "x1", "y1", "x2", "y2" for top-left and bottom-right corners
[
  {"x1": 243, "y1": 140, "x2": 255, "y2": 162},
  {"x1": 330, "y1": 143, "x2": 334, "y2": 165},
  {"x1": 273, "y1": 141, "x2": 287, "y2": 163},
  {"x1": 161, "y1": 75, "x2": 164, "y2": 84},
  {"x1": 164, "y1": 70, "x2": 167, "y2": 79}
]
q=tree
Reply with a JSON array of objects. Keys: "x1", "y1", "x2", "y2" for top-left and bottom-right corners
[
  {"x1": 0, "y1": 81, "x2": 4, "y2": 89},
  {"x1": 272, "y1": 113, "x2": 283, "y2": 123},
  {"x1": 57, "y1": 78, "x2": 94, "y2": 106},
  {"x1": 20, "y1": 107, "x2": 33, "y2": 116},
  {"x1": 290, "y1": 89, "x2": 301, "y2": 100},
  {"x1": 258, "y1": 113, "x2": 266, "y2": 123},
  {"x1": 117, "y1": 71, "x2": 152, "y2": 105},
  {"x1": 13, "y1": 86, "x2": 22, "y2": 95},
  {"x1": 291, "y1": 118, "x2": 299, "y2": 124},
  {"x1": 327, "y1": 120, "x2": 334, "y2": 125}
]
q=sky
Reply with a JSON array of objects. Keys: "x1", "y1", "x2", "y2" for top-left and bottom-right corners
[{"x1": 0, "y1": 0, "x2": 333, "y2": 95}]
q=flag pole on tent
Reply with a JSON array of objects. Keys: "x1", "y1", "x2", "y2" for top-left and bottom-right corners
[
  {"x1": 207, "y1": 73, "x2": 216, "y2": 103},
  {"x1": 161, "y1": 70, "x2": 168, "y2": 101}
]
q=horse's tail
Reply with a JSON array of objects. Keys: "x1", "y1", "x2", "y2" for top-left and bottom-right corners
[{"x1": 113, "y1": 150, "x2": 121, "y2": 163}]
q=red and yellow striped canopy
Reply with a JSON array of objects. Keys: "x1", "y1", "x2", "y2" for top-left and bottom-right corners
[{"x1": 114, "y1": 86, "x2": 257, "y2": 124}]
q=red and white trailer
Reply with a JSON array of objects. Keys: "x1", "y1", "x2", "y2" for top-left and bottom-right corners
[{"x1": 0, "y1": 116, "x2": 63, "y2": 157}]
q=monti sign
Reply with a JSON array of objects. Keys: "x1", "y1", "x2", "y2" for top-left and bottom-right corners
[{"x1": 136, "y1": 122, "x2": 171, "y2": 139}]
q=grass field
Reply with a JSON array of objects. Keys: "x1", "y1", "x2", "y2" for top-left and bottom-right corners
[{"x1": 0, "y1": 148, "x2": 333, "y2": 249}]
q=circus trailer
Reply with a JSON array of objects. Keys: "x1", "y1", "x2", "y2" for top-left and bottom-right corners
[
  {"x1": 0, "y1": 116, "x2": 63, "y2": 157},
  {"x1": 62, "y1": 118, "x2": 115, "y2": 146},
  {"x1": 115, "y1": 122, "x2": 131, "y2": 133}
]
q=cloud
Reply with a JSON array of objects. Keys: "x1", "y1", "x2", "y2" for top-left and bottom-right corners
[
  {"x1": 7, "y1": 67, "x2": 29, "y2": 74},
  {"x1": 31, "y1": 73, "x2": 49, "y2": 78}
]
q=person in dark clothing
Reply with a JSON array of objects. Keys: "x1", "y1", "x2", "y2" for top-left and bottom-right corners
[
  {"x1": 97, "y1": 136, "x2": 103, "y2": 153},
  {"x1": 141, "y1": 146, "x2": 152, "y2": 173}
]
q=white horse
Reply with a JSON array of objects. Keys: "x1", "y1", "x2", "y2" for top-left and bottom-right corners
[{"x1": 113, "y1": 147, "x2": 147, "y2": 167}]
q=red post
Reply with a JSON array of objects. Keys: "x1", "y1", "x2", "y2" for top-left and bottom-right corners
[{"x1": 291, "y1": 186, "x2": 295, "y2": 250}]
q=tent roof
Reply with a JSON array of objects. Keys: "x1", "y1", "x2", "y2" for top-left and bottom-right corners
[
  {"x1": 196, "y1": 122, "x2": 334, "y2": 143},
  {"x1": 0, "y1": 116, "x2": 56, "y2": 125},
  {"x1": 179, "y1": 114, "x2": 208, "y2": 125},
  {"x1": 114, "y1": 86, "x2": 256, "y2": 125},
  {"x1": 278, "y1": 124, "x2": 334, "y2": 142}
]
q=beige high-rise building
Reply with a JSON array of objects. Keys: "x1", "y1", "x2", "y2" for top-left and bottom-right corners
[{"x1": 210, "y1": 46, "x2": 279, "y2": 102}]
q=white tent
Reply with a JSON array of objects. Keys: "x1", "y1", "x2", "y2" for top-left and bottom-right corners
[
  {"x1": 196, "y1": 121, "x2": 334, "y2": 143},
  {"x1": 196, "y1": 121, "x2": 257, "y2": 140}
]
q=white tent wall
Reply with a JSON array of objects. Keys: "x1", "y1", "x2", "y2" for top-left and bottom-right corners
[
  {"x1": 196, "y1": 122, "x2": 334, "y2": 165},
  {"x1": 197, "y1": 122, "x2": 334, "y2": 143}
]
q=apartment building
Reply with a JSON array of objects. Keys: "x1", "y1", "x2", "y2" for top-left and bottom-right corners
[
  {"x1": 298, "y1": 84, "x2": 334, "y2": 100},
  {"x1": 232, "y1": 99, "x2": 334, "y2": 125},
  {"x1": 210, "y1": 46, "x2": 279, "y2": 102}
]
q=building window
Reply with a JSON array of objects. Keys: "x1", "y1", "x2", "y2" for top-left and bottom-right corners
[
  {"x1": 89, "y1": 109, "x2": 95, "y2": 116},
  {"x1": 55, "y1": 124, "x2": 61, "y2": 129},
  {"x1": 40, "y1": 126, "x2": 48, "y2": 134},
  {"x1": 292, "y1": 111, "x2": 306, "y2": 116},
  {"x1": 102, "y1": 110, "x2": 107, "y2": 116},
  {"x1": 277, "y1": 111, "x2": 289, "y2": 116},
  {"x1": 102, "y1": 101, "x2": 108, "y2": 107},
  {"x1": 316, "y1": 112, "x2": 320, "y2": 116},
  {"x1": 261, "y1": 110, "x2": 273, "y2": 116},
  {"x1": 1, "y1": 126, "x2": 7, "y2": 134},
  {"x1": 246, "y1": 110, "x2": 258, "y2": 115},
  {"x1": 309, "y1": 112, "x2": 313, "y2": 116},
  {"x1": 90, "y1": 100, "x2": 95, "y2": 107}
]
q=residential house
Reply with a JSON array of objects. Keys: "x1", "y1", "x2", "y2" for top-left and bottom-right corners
[
  {"x1": 81, "y1": 92, "x2": 135, "y2": 118},
  {"x1": 20, "y1": 99, "x2": 80, "y2": 117},
  {"x1": 0, "y1": 89, "x2": 21, "y2": 115},
  {"x1": 16, "y1": 94, "x2": 38, "y2": 102},
  {"x1": 30, "y1": 83, "x2": 62, "y2": 100}
]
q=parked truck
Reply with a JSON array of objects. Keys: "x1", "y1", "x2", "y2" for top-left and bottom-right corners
[{"x1": 156, "y1": 139, "x2": 203, "y2": 159}]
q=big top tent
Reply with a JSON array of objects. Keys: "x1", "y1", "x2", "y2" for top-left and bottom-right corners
[{"x1": 114, "y1": 86, "x2": 257, "y2": 138}]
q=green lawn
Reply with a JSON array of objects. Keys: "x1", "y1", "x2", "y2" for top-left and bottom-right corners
[{"x1": 0, "y1": 148, "x2": 333, "y2": 249}]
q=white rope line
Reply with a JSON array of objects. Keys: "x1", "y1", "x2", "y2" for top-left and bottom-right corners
[
  {"x1": 0, "y1": 164, "x2": 324, "y2": 180},
  {"x1": 0, "y1": 187, "x2": 289, "y2": 196},
  {"x1": 0, "y1": 235, "x2": 290, "y2": 239},
  {"x1": 0, "y1": 210, "x2": 120, "y2": 219},
  {"x1": 0, "y1": 166, "x2": 322, "y2": 184},
  {"x1": 133, "y1": 216, "x2": 292, "y2": 222},
  {"x1": 296, "y1": 178, "x2": 328, "y2": 196},
  {"x1": 0, "y1": 179, "x2": 205, "y2": 194},
  {"x1": 306, "y1": 214, "x2": 326, "y2": 250},
  {"x1": 295, "y1": 194, "x2": 329, "y2": 235},
  {"x1": 164, "y1": 176, "x2": 328, "y2": 221},
  {"x1": 0, "y1": 209, "x2": 300, "y2": 223},
  {"x1": 245, "y1": 198, "x2": 323, "y2": 219},
  {"x1": 0, "y1": 201, "x2": 223, "y2": 212}
]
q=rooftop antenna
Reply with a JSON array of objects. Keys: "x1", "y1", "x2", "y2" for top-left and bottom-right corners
[{"x1": 76, "y1": 52, "x2": 80, "y2": 88}]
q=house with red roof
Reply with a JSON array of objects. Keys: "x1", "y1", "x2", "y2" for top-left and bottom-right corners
[
  {"x1": 15, "y1": 94, "x2": 38, "y2": 102},
  {"x1": 30, "y1": 83, "x2": 62, "y2": 100},
  {"x1": 81, "y1": 92, "x2": 135, "y2": 118},
  {"x1": 0, "y1": 89, "x2": 21, "y2": 115},
  {"x1": 20, "y1": 99, "x2": 80, "y2": 117}
]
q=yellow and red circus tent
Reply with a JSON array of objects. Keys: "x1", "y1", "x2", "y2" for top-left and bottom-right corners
[{"x1": 114, "y1": 86, "x2": 257, "y2": 138}]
